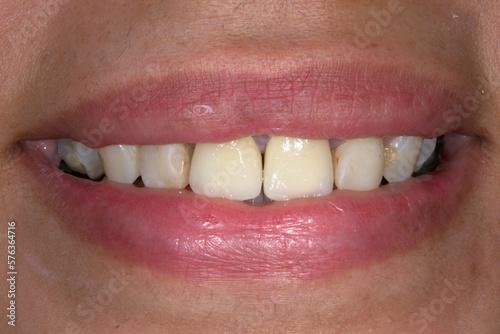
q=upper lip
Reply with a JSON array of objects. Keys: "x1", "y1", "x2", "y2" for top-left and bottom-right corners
[{"x1": 24, "y1": 50, "x2": 481, "y2": 147}]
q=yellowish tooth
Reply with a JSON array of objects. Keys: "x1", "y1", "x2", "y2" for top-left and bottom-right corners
[
  {"x1": 334, "y1": 138, "x2": 384, "y2": 191},
  {"x1": 98, "y1": 145, "x2": 141, "y2": 184},
  {"x1": 57, "y1": 139, "x2": 86, "y2": 174},
  {"x1": 72, "y1": 142, "x2": 104, "y2": 180},
  {"x1": 140, "y1": 144, "x2": 193, "y2": 189},
  {"x1": 263, "y1": 137, "x2": 334, "y2": 201},
  {"x1": 189, "y1": 137, "x2": 262, "y2": 201},
  {"x1": 383, "y1": 136, "x2": 424, "y2": 183}
]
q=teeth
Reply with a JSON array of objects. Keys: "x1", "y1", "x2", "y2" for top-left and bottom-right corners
[
  {"x1": 57, "y1": 139, "x2": 86, "y2": 174},
  {"x1": 383, "y1": 136, "x2": 424, "y2": 183},
  {"x1": 72, "y1": 142, "x2": 104, "y2": 180},
  {"x1": 189, "y1": 137, "x2": 262, "y2": 200},
  {"x1": 98, "y1": 145, "x2": 141, "y2": 184},
  {"x1": 263, "y1": 137, "x2": 333, "y2": 201},
  {"x1": 414, "y1": 138, "x2": 438, "y2": 172},
  {"x1": 60, "y1": 134, "x2": 441, "y2": 201},
  {"x1": 140, "y1": 144, "x2": 193, "y2": 189},
  {"x1": 334, "y1": 138, "x2": 384, "y2": 191}
]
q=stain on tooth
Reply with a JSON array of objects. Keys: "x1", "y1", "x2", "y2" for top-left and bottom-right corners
[{"x1": 383, "y1": 136, "x2": 424, "y2": 183}]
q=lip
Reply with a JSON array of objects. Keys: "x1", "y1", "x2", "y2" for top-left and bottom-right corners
[
  {"x1": 18, "y1": 60, "x2": 485, "y2": 279},
  {"x1": 22, "y1": 134, "x2": 481, "y2": 279},
  {"x1": 28, "y1": 60, "x2": 476, "y2": 147}
]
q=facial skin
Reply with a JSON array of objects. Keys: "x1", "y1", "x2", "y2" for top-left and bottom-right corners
[{"x1": 0, "y1": 0, "x2": 499, "y2": 333}]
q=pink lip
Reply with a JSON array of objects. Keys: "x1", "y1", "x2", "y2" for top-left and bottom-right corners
[
  {"x1": 19, "y1": 62, "x2": 483, "y2": 279},
  {"x1": 31, "y1": 63, "x2": 474, "y2": 147},
  {"x1": 24, "y1": 134, "x2": 480, "y2": 279}
]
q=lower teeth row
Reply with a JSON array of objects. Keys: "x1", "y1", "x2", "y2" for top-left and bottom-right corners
[{"x1": 57, "y1": 136, "x2": 439, "y2": 202}]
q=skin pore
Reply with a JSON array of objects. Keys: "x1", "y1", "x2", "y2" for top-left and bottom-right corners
[{"x1": 0, "y1": 0, "x2": 499, "y2": 333}]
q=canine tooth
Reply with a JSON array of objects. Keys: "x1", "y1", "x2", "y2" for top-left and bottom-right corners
[
  {"x1": 140, "y1": 144, "x2": 193, "y2": 189},
  {"x1": 414, "y1": 138, "x2": 437, "y2": 172},
  {"x1": 57, "y1": 139, "x2": 86, "y2": 174},
  {"x1": 72, "y1": 142, "x2": 104, "y2": 180},
  {"x1": 383, "y1": 136, "x2": 424, "y2": 182},
  {"x1": 334, "y1": 138, "x2": 384, "y2": 191},
  {"x1": 189, "y1": 137, "x2": 262, "y2": 201},
  {"x1": 98, "y1": 145, "x2": 141, "y2": 184},
  {"x1": 263, "y1": 137, "x2": 333, "y2": 201}
]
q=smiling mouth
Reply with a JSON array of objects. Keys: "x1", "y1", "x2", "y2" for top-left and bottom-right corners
[
  {"x1": 51, "y1": 134, "x2": 442, "y2": 204},
  {"x1": 19, "y1": 61, "x2": 484, "y2": 279}
]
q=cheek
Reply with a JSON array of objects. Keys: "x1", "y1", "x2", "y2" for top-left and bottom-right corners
[{"x1": 0, "y1": 1, "x2": 52, "y2": 45}]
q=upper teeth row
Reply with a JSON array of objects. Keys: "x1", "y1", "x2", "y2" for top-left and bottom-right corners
[{"x1": 57, "y1": 136, "x2": 437, "y2": 201}]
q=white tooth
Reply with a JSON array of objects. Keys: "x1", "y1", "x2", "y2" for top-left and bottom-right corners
[
  {"x1": 334, "y1": 138, "x2": 384, "y2": 191},
  {"x1": 98, "y1": 145, "x2": 140, "y2": 184},
  {"x1": 57, "y1": 139, "x2": 86, "y2": 174},
  {"x1": 263, "y1": 137, "x2": 333, "y2": 201},
  {"x1": 72, "y1": 142, "x2": 104, "y2": 180},
  {"x1": 413, "y1": 138, "x2": 437, "y2": 172},
  {"x1": 383, "y1": 136, "x2": 424, "y2": 183},
  {"x1": 140, "y1": 144, "x2": 193, "y2": 189},
  {"x1": 189, "y1": 137, "x2": 262, "y2": 201}
]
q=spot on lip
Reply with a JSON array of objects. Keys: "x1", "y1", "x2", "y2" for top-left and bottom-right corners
[{"x1": 192, "y1": 105, "x2": 214, "y2": 116}]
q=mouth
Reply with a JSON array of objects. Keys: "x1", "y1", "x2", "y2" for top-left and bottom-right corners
[{"x1": 19, "y1": 61, "x2": 484, "y2": 279}]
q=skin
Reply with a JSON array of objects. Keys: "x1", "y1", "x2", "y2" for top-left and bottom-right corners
[{"x1": 1, "y1": 0, "x2": 499, "y2": 333}]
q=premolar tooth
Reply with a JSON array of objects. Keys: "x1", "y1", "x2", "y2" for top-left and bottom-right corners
[
  {"x1": 98, "y1": 145, "x2": 140, "y2": 184},
  {"x1": 413, "y1": 138, "x2": 437, "y2": 172},
  {"x1": 140, "y1": 144, "x2": 193, "y2": 189},
  {"x1": 72, "y1": 142, "x2": 104, "y2": 180},
  {"x1": 263, "y1": 137, "x2": 333, "y2": 201},
  {"x1": 57, "y1": 139, "x2": 86, "y2": 174},
  {"x1": 334, "y1": 138, "x2": 384, "y2": 191},
  {"x1": 189, "y1": 137, "x2": 262, "y2": 201},
  {"x1": 383, "y1": 136, "x2": 424, "y2": 183}
]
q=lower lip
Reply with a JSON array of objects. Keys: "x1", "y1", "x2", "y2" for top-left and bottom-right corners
[{"x1": 23, "y1": 135, "x2": 479, "y2": 279}]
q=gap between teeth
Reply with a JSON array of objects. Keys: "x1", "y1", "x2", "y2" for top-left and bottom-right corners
[{"x1": 56, "y1": 135, "x2": 438, "y2": 203}]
